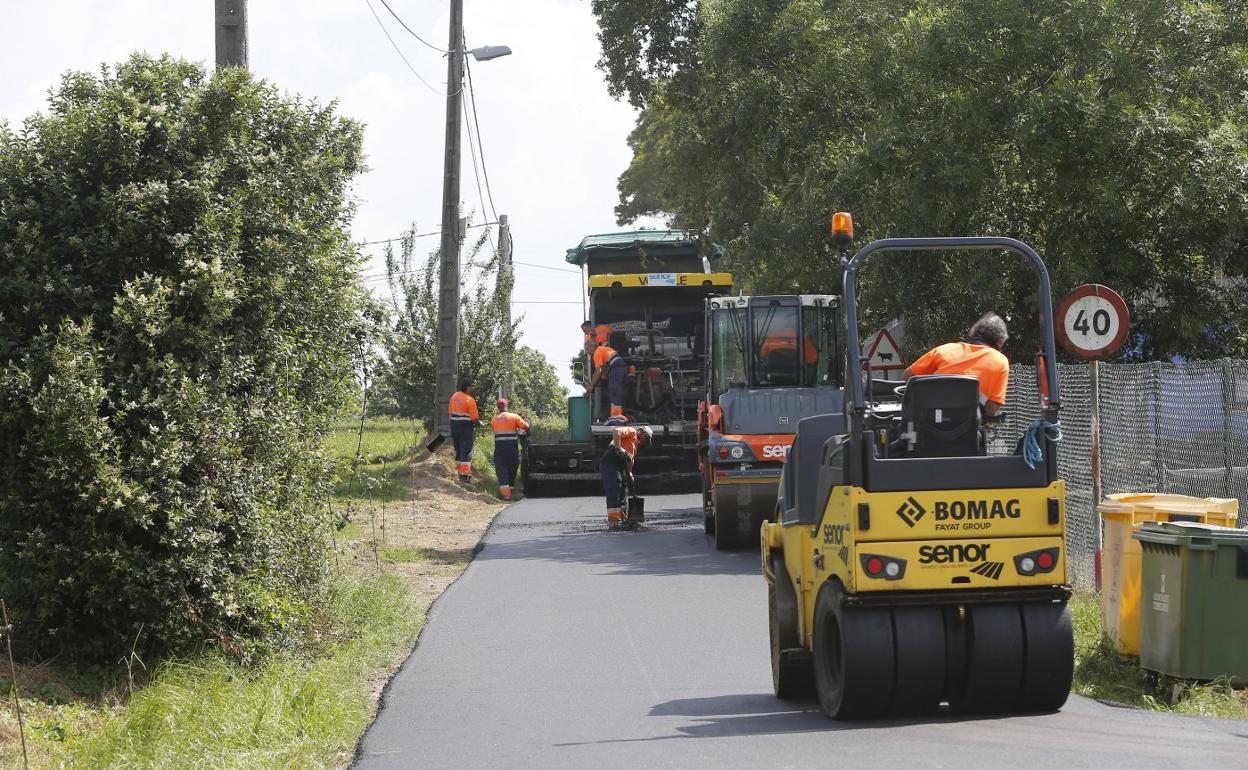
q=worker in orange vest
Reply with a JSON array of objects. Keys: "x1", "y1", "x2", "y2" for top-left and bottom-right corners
[
  {"x1": 448, "y1": 378, "x2": 481, "y2": 482},
  {"x1": 581, "y1": 320, "x2": 613, "y2": 345},
  {"x1": 490, "y1": 398, "x2": 529, "y2": 500},
  {"x1": 601, "y1": 423, "x2": 652, "y2": 525},
  {"x1": 586, "y1": 339, "x2": 628, "y2": 419}
]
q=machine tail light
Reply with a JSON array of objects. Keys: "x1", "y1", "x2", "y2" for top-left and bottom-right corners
[
  {"x1": 1014, "y1": 547, "x2": 1060, "y2": 576},
  {"x1": 860, "y1": 553, "x2": 906, "y2": 581}
]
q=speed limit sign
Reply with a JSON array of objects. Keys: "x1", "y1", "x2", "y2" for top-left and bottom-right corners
[{"x1": 1055, "y1": 284, "x2": 1129, "y2": 360}]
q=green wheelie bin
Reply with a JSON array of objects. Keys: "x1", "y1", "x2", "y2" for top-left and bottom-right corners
[{"x1": 1134, "y1": 521, "x2": 1248, "y2": 685}]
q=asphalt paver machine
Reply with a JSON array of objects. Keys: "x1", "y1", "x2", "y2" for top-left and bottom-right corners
[{"x1": 761, "y1": 223, "x2": 1073, "y2": 718}]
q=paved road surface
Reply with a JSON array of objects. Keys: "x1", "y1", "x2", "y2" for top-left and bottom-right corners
[{"x1": 355, "y1": 494, "x2": 1248, "y2": 769}]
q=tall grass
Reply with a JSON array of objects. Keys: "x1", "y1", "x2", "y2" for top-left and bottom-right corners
[
  {"x1": 1070, "y1": 592, "x2": 1248, "y2": 718},
  {"x1": 55, "y1": 574, "x2": 423, "y2": 769}
]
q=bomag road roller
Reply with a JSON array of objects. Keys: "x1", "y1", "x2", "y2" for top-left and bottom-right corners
[
  {"x1": 761, "y1": 219, "x2": 1073, "y2": 719},
  {"x1": 699, "y1": 294, "x2": 843, "y2": 550}
]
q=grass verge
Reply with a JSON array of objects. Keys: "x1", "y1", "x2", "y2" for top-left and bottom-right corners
[
  {"x1": 1071, "y1": 592, "x2": 1248, "y2": 718},
  {"x1": 46, "y1": 574, "x2": 422, "y2": 769},
  {"x1": 1, "y1": 417, "x2": 497, "y2": 768}
]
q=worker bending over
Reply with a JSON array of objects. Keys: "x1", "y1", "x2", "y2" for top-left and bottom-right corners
[
  {"x1": 448, "y1": 378, "x2": 481, "y2": 482},
  {"x1": 490, "y1": 398, "x2": 529, "y2": 500},
  {"x1": 581, "y1": 320, "x2": 612, "y2": 345},
  {"x1": 586, "y1": 339, "x2": 628, "y2": 420},
  {"x1": 902, "y1": 312, "x2": 1010, "y2": 415},
  {"x1": 600, "y1": 423, "x2": 652, "y2": 524}
]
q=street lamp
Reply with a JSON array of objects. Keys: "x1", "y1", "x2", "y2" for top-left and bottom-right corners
[
  {"x1": 468, "y1": 45, "x2": 512, "y2": 62},
  {"x1": 433, "y1": 0, "x2": 511, "y2": 438}
]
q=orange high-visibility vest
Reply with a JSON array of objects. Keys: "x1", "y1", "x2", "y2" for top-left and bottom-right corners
[
  {"x1": 613, "y1": 426, "x2": 641, "y2": 460},
  {"x1": 593, "y1": 344, "x2": 622, "y2": 370},
  {"x1": 759, "y1": 334, "x2": 817, "y2": 364},
  {"x1": 449, "y1": 391, "x2": 479, "y2": 423},
  {"x1": 491, "y1": 411, "x2": 530, "y2": 444}
]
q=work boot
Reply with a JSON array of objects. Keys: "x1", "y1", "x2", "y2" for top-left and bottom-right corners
[
  {"x1": 607, "y1": 508, "x2": 623, "y2": 524},
  {"x1": 459, "y1": 474, "x2": 472, "y2": 483}
]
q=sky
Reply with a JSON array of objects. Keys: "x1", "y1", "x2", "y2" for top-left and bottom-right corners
[{"x1": 0, "y1": 0, "x2": 652, "y2": 389}]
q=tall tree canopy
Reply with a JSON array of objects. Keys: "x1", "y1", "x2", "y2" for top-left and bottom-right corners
[{"x1": 595, "y1": 0, "x2": 1248, "y2": 360}]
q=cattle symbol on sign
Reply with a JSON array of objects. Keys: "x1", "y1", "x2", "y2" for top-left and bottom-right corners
[
  {"x1": 863, "y1": 328, "x2": 905, "y2": 372},
  {"x1": 1055, "y1": 284, "x2": 1129, "y2": 360}
]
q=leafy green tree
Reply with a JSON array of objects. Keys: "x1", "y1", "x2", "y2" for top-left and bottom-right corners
[
  {"x1": 512, "y1": 346, "x2": 569, "y2": 418},
  {"x1": 0, "y1": 55, "x2": 366, "y2": 660},
  {"x1": 378, "y1": 225, "x2": 520, "y2": 422},
  {"x1": 602, "y1": 0, "x2": 1248, "y2": 360}
]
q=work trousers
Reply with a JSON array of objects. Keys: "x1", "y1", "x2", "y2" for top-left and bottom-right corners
[
  {"x1": 451, "y1": 421, "x2": 474, "y2": 475},
  {"x1": 600, "y1": 448, "x2": 628, "y2": 510},
  {"x1": 493, "y1": 441, "x2": 520, "y2": 491},
  {"x1": 607, "y1": 359, "x2": 628, "y2": 410}
]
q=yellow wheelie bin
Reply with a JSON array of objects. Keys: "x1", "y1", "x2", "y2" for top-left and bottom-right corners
[{"x1": 1099, "y1": 493, "x2": 1238, "y2": 656}]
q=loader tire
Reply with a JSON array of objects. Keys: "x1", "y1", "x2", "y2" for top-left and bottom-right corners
[
  {"x1": 812, "y1": 581, "x2": 894, "y2": 719},
  {"x1": 889, "y1": 606, "x2": 946, "y2": 716},
  {"x1": 1019, "y1": 601, "x2": 1073, "y2": 712},
  {"x1": 702, "y1": 470, "x2": 715, "y2": 534},
  {"x1": 713, "y1": 488, "x2": 739, "y2": 550},
  {"x1": 952, "y1": 603, "x2": 1025, "y2": 714},
  {"x1": 769, "y1": 555, "x2": 813, "y2": 700}
]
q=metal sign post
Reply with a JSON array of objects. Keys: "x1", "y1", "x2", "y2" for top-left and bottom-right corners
[{"x1": 1055, "y1": 284, "x2": 1130, "y2": 562}]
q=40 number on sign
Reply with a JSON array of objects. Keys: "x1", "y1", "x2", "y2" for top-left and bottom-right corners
[{"x1": 1056, "y1": 284, "x2": 1129, "y2": 360}]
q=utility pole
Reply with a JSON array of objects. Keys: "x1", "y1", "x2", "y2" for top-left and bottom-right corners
[
  {"x1": 434, "y1": 0, "x2": 466, "y2": 438},
  {"x1": 498, "y1": 214, "x2": 514, "y2": 400},
  {"x1": 214, "y1": 0, "x2": 249, "y2": 69}
]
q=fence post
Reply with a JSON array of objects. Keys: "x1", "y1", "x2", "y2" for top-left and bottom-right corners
[
  {"x1": 1152, "y1": 361, "x2": 1165, "y2": 491},
  {"x1": 1224, "y1": 358, "x2": 1234, "y2": 499},
  {"x1": 1090, "y1": 359, "x2": 1102, "y2": 553}
]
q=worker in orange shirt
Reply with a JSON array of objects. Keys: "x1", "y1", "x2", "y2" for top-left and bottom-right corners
[
  {"x1": 586, "y1": 339, "x2": 628, "y2": 419},
  {"x1": 581, "y1": 320, "x2": 613, "y2": 345},
  {"x1": 448, "y1": 378, "x2": 481, "y2": 482},
  {"x1": 901, "y1": 313, "x2": 1010, "y2": 415},
  {"x1": 491, "y1": 398, "x2": 529, "y2": 500},
  {"x1": 600, "y1": 423, "x2": 653, "y2": 525}
]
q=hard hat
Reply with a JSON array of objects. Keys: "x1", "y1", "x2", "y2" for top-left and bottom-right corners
[
  {"x1": 640, "y1": 426, "x2": 654, "y2": 440},
  {"x1": 496, "y1": 398, "x2": 508, "y2": 410}
]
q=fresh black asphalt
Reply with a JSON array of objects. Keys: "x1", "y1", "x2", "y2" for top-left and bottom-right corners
[{"x1": 354, "y1": 494, "x2": 1248, "y2": 769}]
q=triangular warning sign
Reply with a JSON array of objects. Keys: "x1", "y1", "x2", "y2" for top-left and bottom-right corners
[{"x1": 863, "y1": 328, "x2": 905, "y2": 371}]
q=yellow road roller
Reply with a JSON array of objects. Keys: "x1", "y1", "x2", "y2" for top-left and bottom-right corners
[{"x1": 762, "y1": 220, "x2": 1072, "y2": 718}]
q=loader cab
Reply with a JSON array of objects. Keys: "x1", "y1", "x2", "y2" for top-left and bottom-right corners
[{"x1": 706, "y1": 295, "x2": 843, "y2": 404}]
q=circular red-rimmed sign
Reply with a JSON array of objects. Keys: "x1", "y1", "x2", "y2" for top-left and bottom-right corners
[{"x1": 1055, "y1": 284, "x2": 1130, "y2": 360}]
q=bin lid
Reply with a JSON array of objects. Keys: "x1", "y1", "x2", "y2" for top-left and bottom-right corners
[
  {"x1": 1098, "y1": 493, "x2": 1239, "y2": 522},
  {"x1": 1132, "y1": 520, "x2": 1248, "y2": 547}
]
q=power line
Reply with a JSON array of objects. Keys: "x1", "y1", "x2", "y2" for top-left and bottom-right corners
[
  {"x1": 511, "y1": 300, "x2": 582, "y2": 305},
  {"x1": 361, "y1": 0, "x2": 443, "y2": 96},
  {"x1": 360, "y1": 221, "x2": 499, "y2": 246},
  {"x1": 463, "y1": 52, "x2": 499, "y2": 223},
  {"x1": 513, "y1": 260, "x2": 578, "y2": 274},
  {"x1": 376, "y1": 0, "x2": 448, "y2": 53},
  {"x1": 460, "y1": 52, "x2": 495, "y2": 256}
]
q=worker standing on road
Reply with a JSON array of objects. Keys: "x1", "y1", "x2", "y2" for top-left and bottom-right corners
[
  {"x1": 600, "y1": 422, "x2": 652, "y2": 524},
  {"x1": 449, "y1": 378, "x2": 481, "y2": 482},
  {"x1": 491, "y1": 398, "x2": 529, "y2": 500},
  {"x1": 901, "y1": 312, "x2": 1010, "y2": 415},
  {"x1": 581, "y1": 320, "x2": 613, "y2": 345},
  {"x1": 586, "y1": 339, "x2": 628, "y2": 420}
]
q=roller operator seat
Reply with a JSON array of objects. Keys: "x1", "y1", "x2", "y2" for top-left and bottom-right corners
[{"x1": 897, "y1": 374, "x2": 983, "y2": 458}]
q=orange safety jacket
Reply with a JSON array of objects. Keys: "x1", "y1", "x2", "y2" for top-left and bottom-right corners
[
  {"x1": 759, "y1": 334, "x2": 817, "y2": 364},
  {"x1": 491, "y1": 411, "x2": 530, "y2": 444},
  {"x1": 449, "y1": 391, "x2": 480, "y2": 424},
  {"x1": 592, "y1": 344, "x2": 623, "y2": 371},
  {"x1": 583, "y1": 324, "x2": 613, "y2": 345},
  {"x1": 613, "y1": 426, "x2": 641, "y2": 461}
]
